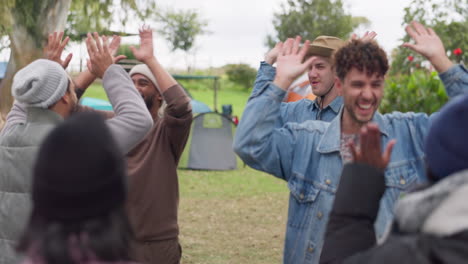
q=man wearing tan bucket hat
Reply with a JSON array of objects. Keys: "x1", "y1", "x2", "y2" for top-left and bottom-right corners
[
  {"x1": 236, "y1": 22, "x2": 468, "y2": 264},
  {"x1": 253, "y1": 33, "x2": 375, "y2": 125}
]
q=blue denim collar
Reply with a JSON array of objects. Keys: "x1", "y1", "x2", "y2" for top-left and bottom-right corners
[
  {"x1": 312, "y1": 96, "x2": 343, "y2": 113},
  {"x1": 317, "y1": 107, "x2": 389, "y2": 153}
]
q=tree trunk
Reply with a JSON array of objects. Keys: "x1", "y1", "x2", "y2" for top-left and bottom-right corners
[{"x1": 0, "y1": 0, "x2": 72, "y2": 129}]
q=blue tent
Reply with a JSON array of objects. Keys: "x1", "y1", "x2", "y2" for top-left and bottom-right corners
[
  {"x1": 80, "y1": 97, "x2": 113, "y2": 111},
  {"x1": 0, "y1": 62, "x2": 7, "y2": 80},
  {"x1": 80, "y1": 97, "x2": 211, "y2": 114},
  {"x1": 190, "y1": 100, "x2": 211, "y2": 113}
]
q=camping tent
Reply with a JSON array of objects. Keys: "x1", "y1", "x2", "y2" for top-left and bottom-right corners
[
  {"x1": 179, "y1": 112, "x2": 240, "y2": 170},
  {"x1": 80, "y1": 97, "x2": 113, "y2": 111},
  {"x1": 80, "y1": 96, "x2": 211, "y2": 114},
  {"x1": 0, "y1": 62, "x2": 7, "y2": 81}
]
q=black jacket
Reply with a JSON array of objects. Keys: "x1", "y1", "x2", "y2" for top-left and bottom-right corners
[{"x1": 320, "y1": 163, "x2": 468, "y2": 264}]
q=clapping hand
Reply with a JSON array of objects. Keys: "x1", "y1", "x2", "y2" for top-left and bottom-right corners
[
  {"x1": 349, "y1": 123, "x2": 396, "y2": 170},
  {"x1": 44, "y1": 32, "x2": 73, "y2": 69},
  {"x1": 402, "y1": 21, "x2": 452, "y2": 73},
  {"x1": 350, "y1": 31, "x2": 377, "y2": 42},
  {"x1": 265, "y1": 42, "x2": 283, "y2": 65},
  {"x1": 85, "y1": 32, "x2": 114, "y2": 79},
  {"x1": 130, "y1": 25, "x2": 155, "y2": 63},
  {"x1": 274, "y1": 36, "x2": 314, "y2": 90}
]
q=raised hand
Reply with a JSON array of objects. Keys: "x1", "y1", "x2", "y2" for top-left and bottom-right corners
[
  {"x1": 86, "y1": 32, "x2": 114, "y2": 79},
  {"x1": 402, "y1": 21, "x2": 452, "y2": 73},
  {"x1": 264, "y1": 42, "x2": 283, "y2": 65},
  {"x1": 108, "y1": 35, "x2": 127, "y2": 63},
  {"x1": 273, "y1": 36, "x2": 314, "y2": 90},
  {"x1": 130, "y1": 25, "x2": 155, "y2": 63},
  {"x1": 349, "y1": 123, "x2": 396, "y2": 170},
  {"x1": 351, "y1": 31, "x2": 377, "y2": 42},
  {"x1": 44, "y1": 32, "x2": 73, "y2": 69}
]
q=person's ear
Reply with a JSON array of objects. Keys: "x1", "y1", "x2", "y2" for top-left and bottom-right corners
[
  {"x1": 155, "y1": 86, "x2": 163, "y2": 101},
  {"x1": 60, "y1": 91, "x2": 71, "y2": 104},
  {"x1": 335, "y1": 77, "x2": 342, "y2": 94}
]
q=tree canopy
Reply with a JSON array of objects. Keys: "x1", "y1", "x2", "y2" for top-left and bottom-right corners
[
  {"x1": 66, "y1": 0, "x2": 156, "y2": 41},
  {"x1": 266, "y1": 0, "x2": 370, "y2": 47},
  {"x1": 0, "y1": 0, "x2": 156, "y2": 116},
  {"x1": 156, "y1": 8, "x2": 209, "y2": 53}
]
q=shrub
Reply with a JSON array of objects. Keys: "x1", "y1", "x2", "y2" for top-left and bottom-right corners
[
  {"x1": 380, "y1": 69, "x2": 448, "y2": 114},
  {"x1": 224, "y1": 64, "x2": 257, "y2": 90}
]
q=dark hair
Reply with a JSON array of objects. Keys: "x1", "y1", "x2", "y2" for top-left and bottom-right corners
[
  {"x1": 17, "y1": 207, "x2": 133, "y2": 264},
  {"x1": 17, "y1": 112, "x2": 132, "y2": 264},
  {"x1": 334, "y1": 39, "x2": 389, "y2": 81}
]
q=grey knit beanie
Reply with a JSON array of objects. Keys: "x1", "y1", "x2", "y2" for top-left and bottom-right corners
[
  {"x1": 12, "y1": 59, "x2": 69, "y2": 108},
  {"x1": 129, "y1": 64, "x2": 161, "y2": 93}
]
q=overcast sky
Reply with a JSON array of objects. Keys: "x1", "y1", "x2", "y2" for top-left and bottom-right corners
[
  {"x1": 146, "y1": 0, "x2": 409, "y2": 68},
  {"x1": 0, "y1": 0, "x2": 412, "y2": 70},
  {"x1": 146, "y1": 0, "x2": 411, "y2": 70}
]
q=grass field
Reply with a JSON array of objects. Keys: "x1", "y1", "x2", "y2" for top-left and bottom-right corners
[
  {"x1": 82, "y1": 80, "x2": 290, "y2": 263},
  {"x1": 178, "y1": 168, "x2": 288, "y2": 264}
]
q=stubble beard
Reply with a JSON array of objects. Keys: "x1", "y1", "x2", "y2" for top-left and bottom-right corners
[
  {"x1": 344, "y1": 103, "x2": 375, "y2": 129},
  {"x1": 144, "y1": 94, "x2": 155, "y2": 111}
]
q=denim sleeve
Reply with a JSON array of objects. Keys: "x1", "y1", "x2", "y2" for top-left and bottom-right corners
[
  {"x1": 280, "y1": 102, "x2": 291, "y2": 124},
  {"x1": 440, "y1": 64, "x2": 468, "y2": 98},
  {"x1": 426, "y1": 64, "x2": 468, "y2": 134},
  {"x1": 280, "y1": 100, "x2": 309, "y2": 124},
  {"x1": 233, "y1": 82, "x2": 295, "y2": 181},
  {"x1": 250, "y1": 62, "x2": 276, "y2": 101}
]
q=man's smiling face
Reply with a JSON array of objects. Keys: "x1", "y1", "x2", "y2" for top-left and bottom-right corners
[{"x1": 341, "y1": 67, "x2": 384, "y2": 126}]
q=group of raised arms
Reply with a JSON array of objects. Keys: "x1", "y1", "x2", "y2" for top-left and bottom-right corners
[{"x1": 0, "y1": 20, "x2": 467, "y2": 264}]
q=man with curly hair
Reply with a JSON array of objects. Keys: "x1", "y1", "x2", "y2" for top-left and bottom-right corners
[{"x1": 233, "y1": 21, "x2": 468, "y2": 264}]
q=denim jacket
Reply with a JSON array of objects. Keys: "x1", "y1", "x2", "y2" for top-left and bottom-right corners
[
  {"x1": 234, "y1": 64, "x2": 468, "y2": 264},
  {"x1": 254, "y1": 62, "x2": 343, "y2": 123}
]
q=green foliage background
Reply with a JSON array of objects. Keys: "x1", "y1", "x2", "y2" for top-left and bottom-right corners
[
  {"x1": 381, "y1": 70, "x2": 449, "y2": 114},
  {"x1": 266, "y1": 0, "x2": 370, "y2": 47},
  {"x1": 224, "y1": 64, "x2": 258, "y2": 90},
  {"x1": 390, "y1": 0, "x2": 467, "y2": 75}
]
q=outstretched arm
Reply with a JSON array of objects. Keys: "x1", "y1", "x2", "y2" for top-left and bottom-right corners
[
  {"x1": 75, "y1": 35, "x2": 126, "y2": 98},
  {"x1": 250, "y1": 42, "x2": 283, "y2": 99},
  {"x1": 402, "y1": 21, "x2": 453, "y2": 73},
  {"x1": 44, "y1": 32, "x2": 73, "y2": 69},
  {"x1": 130, "y1": 26, "x2": 191, "y2": 152},
  {"x1": 273, "y1": 36, "x2": 314, "y2": 90},
  {"x1": 234, "y1": 36, "x2": 314, "y2": 180},
  {"x1": 403, "y1": 21, "x2": 468, "y2": 99},
  {"x1": 86, "y1": 32, "x2": 153, "y2": 154},
  {"x1": 44, "y1": 31, "x2": 126, "y2": 99},
  {"x1": 130, "y1": 25, "x2": 177, "y2": 93}
]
